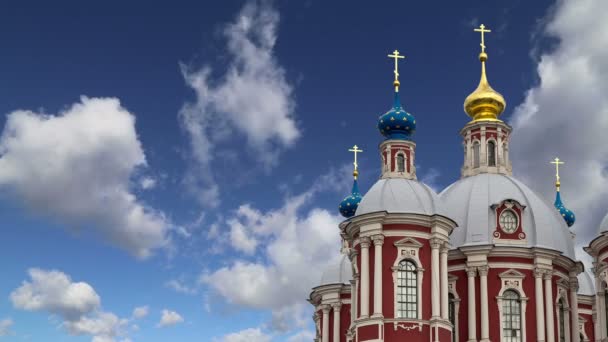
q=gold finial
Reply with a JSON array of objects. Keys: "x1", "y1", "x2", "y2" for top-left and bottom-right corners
[
  {"x1": 551, "y1": 157, "x2": 564, "y2": 190},
  {"x1": 463, "y1": 24, "x2": 506, "y2": 122},
  {"x1": 349, "y1": 145, "x2": 363, "y2": 179},
  {"x1": 388, "y1": 50, "x2": 405, "y2": 91}
]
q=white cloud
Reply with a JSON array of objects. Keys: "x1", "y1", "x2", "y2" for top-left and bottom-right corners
[
  {"x1": 158, "y1": 309, "x2": 183, "y2": 328},
  {"x1": 286, "y1": 330, "x2": 315, "y2": 342},
  {"x1": 0, "y1": 318, "x2": 13, "y2": 337},
  {"x1": 131, "y1": 306, "x2": 149, "y2": 319},
  {"x1": 10, "y1": 268, "x2": 101, "y2": 321},
  {"x1": 139, "y1": 176, "x2": 157, "y2": 190},
  {"x1": 178, "y1": 0, "x2": 299, "y2": 207},
  {"x1": 214, "y1": 328, "x2": 271, "y2": 342},
  {"x1": 165, "y1": 279, "x2": 197, "y2": 295},
  {"x1": 201, "y1": 167, "x2": 344, "y2": 337},
  {"x1": 509, "y1": 0, "x2": 608, "y2": 247},
  {"x1": 10, "y1": 268, "x2": 130, "y2": 342},
  {"x1": 0, "y1": 96, "x2": 170, "y2": 258},
  {"x1": 64, "y1": 312, "x2": 128, "y2": 340}
]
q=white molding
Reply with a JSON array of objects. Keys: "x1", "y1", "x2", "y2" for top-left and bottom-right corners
[
  {"x1": 392, "y1": 240, "x2": 423, "y2": 320},
  {"x1": 497, "y1": 269, "x2": 528, "y2": 342}
]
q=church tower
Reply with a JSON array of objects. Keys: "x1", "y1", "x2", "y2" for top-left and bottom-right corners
[
  {"x1": 460, "y1": 25, "x2": 512, "y2": 178},
  {"x1": 311, "y1": 49, "x2": 458, "y2": 342}
]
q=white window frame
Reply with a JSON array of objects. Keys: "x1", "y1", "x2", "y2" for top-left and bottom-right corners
[
  {"x1": 556, "y1": 282, "x2": 571, "y2": 342},
  {"x1": 394, "y1": 151, "x2": 407, "y2": 173},
  {"x1": 497, "y1": 269, "x2": 528, "y2": 342},
  {"x1": 392, "y1": 237, "x2": 424, "y2": 322},
  {"x1": 448, "y1": 275, "x2": 461, "y2": 342},
  {"x1": 487, "y1": 139, "x2": 497, "y2": 167}
]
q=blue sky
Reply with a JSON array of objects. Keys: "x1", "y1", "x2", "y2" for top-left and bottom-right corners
[{"x1": 1, "y1": 0, "x2": 608, "y2": 341}]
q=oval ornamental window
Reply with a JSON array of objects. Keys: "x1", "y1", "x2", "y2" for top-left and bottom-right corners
[{"x1": 499, "y1": 210, "x2": 518, "y2": 234}]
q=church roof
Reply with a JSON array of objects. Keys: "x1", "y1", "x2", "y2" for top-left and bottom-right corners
[
  {"x1": 356, "y1": 178, "x2": 447, "y2": 216},
  {"x1": 440, "y1": 173, "x2": 576, "y2": 260},
  {"x1": 319, "y1": 254, "x2": 352, "y2": 286},
  {"x1": 599, "y1": 211, "x2": 608, "y2": 235},
  {"x1": 578, "y1": 267, "x2": 595, "y2": 296}
]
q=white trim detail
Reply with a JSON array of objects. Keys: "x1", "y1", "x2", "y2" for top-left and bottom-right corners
[
  {"x1": 497, "y1": 269, "x2": 528, "y2": 342},
  {"x1": 392, "y1": 237, "x2": 424, "y2": 319}
]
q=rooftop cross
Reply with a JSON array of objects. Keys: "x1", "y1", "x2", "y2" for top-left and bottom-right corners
[
  {"x1": 349, "y1": 145, "x2": 363, "y2": 171},
  {"x1": 387, "y1": 50, "x2": 405, "y2": 89},
  {"x1": 474, "y1": 24, "x2": 491, "y2": 53},
  {"x1": 551, "y1": 157, "x2": 564, "y2": 189}
]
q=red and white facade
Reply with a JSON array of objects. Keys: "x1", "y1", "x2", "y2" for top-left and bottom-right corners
[{"x1": 309, "y1": 92, "x2": 604, "y2": 342}]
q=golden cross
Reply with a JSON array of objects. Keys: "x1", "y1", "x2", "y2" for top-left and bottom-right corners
[
  {"x1": 387, "y1": 50, "x2": 405, "y2": 82},
  {"x1": 474, "y1": 24, "x2": 491, "y2": 53},
  {"x1": 349, "y1": 145, "x2": 363, "y2": 170},
  {"x1": 551, "y1": 157, "x2": 564, "y2": 185}
]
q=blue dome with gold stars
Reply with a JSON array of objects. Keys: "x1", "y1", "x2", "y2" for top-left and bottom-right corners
[
  {"x1": 554, "y1": 191, "x2": 575, "y2": 227},
  {"x1": 339, "y1": 179, "x2": 362, "y2": 218},
  {"x1": 378, "y1": 91, "x2": 416, "y2": 140}
]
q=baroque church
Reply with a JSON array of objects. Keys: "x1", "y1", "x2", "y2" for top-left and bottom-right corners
[{"x1": 308, "y1": 24, "x2": 608, "y2": 342}]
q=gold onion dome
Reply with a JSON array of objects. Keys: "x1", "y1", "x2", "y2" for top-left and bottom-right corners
[
  {"x1": 464, "y1": 24, "x2": 506, "y2": 122},
  {"x1": 464, "y1": 52, "x2": 506, "y2": 122}
]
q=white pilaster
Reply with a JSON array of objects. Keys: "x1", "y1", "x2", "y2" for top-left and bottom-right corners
[
  {"x1": 570, "y1": 278, "x2": 580, "y2": 342},
  {"x1": 441, "y1": 245, "x2": 449, "y2": 320},
  {"x1": 431, "y1": 238, "x2": 441, "y2": 319},
  {"x1": 535, "y1": 269, "x2": 546, "y2": 342},
  {"x1": 372, "y1": 235, "x2": 384, "y2": 317},
  {"x1": 479, "y1": 265, "x2": 490, "y2": 342},
  {"x1": 333, "y1": 303, "x2": 342, "y2": 342},
  {"x1": 322, "y1": 305, "x2": 330, "y2": 342},
  {"x1": 360, "y1": 237, "x2": 371, "y2": 318},
  {"x1": 545, "y1": 272, "x2": 555, "y2": 342},
  {"x1": 467, "y1": 267, "x2": 477, "y2": 342},
  {"x1": 350, "y1": 279, "x2": 356, "y2": 327}
]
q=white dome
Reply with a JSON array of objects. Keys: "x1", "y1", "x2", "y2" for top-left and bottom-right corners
[
  {"x1": 320, "y1": 254, "x2": 352, "y2": 286},
  {"x1": 599, "y1": 211, "x2": 608, "y2": 235},
  {"x1": 578, "y1": 267, "x2": 596, "y2": 296},
  {"x1": 439, "y1": 173, "x2": 575, "y2": 259},
  {"x1": 355, "y1": 178, "x2": 447, "y2": 216}
]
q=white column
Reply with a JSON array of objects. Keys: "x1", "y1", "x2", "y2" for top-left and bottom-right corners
[
  {"x1": 570, "y1": 278, "x2": 580, "y2": 342},
  {"x1": 350, "y1": 279, "x2": 356, "y2": 326},
  {"x1": 322, "y1": 305, "x2": 330, "y2": 342},
  {"x1": 360, "y1": 237, "x2": 371, "y2": 318},
  {"x1": 431, "y1": 239, "x2": 441, "y2": 319},
  {"x1": 441, "y1": 245, "x2": 449, "y2": 320},
  {"x1": 597, "y1": 289, "x2": 605, "y2": 340},
  {"x1": 333, "y1": 303, "x2": 342, "y2": 342},
  {"x1": 467, "y1": 267, "x2": 477, "y2": 342},
  {"x1": 535, "y1": 269, "x2": 546, "y2": 342},
  {"x1": 480, "y1": 126, "x2": 487, "y2": 166},
  {"x1": 372, "y1": 235, "x2": 384, "y2": 317},
  {"x1": 546, "y1": 272, "x2": 555, "y2": 342},
  {"x1": 479, "y1": 265, "x2": 490, "y2": 342}
]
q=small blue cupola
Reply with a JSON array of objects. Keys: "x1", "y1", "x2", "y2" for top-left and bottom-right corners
[
  {"x1": 551, "y1": 157, "x2": 575, "y2": 227},
  {"x1": 378, "y1": 50, "x2": 416, "y2": 140},
  {"x1": 339, "y1": 145, "x2": 363, "y2": 218}
]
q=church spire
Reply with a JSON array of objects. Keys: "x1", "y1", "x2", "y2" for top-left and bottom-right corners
[
  {"x1": 377, "y1": 50, "x2": 417, "y2": 179},
  {"x1": 463, "y1": 24, "x2": 506, "y2": 122},
  {"x1": 551, "y1": 157, "x2": 576, "y2": 227},
  {"x1": 460, "y1": 23, "x2": 512, "y2": 178},
  {"x1": 339, "y1": 145, "x2": 363, "y2": 218}
]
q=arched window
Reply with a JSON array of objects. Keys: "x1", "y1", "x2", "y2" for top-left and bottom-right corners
[
  {"x1": 488, "y1": 141, "x2": 496, "y2": 166},
  {"x1": 449, "y1": 293, "x2": 456, "y2": 342},
  {"x1": 397, "y1": 154, "x2": 405, "y2": 172},
  {"x1": 397, "y1": 260, "x2": 417, "y2": 318},
  {"x1": 473, "y1": 142, "x2": 480, "y2": 168},
  {"x1": 558, "y1": 298, "x2": 566, "y2": 342},
  {"x1": 502, "y1": 290, "x2": 522, "y2": 342}
]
